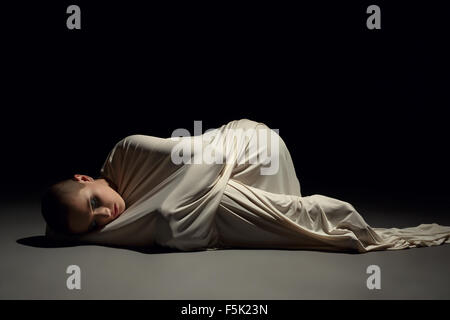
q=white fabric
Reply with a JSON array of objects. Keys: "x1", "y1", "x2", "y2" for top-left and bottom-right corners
[{"x1": 46, "y1": 119, "x2": 450, "y2": 253}]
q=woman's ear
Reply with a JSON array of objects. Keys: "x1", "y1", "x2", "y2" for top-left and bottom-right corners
[{"x1": 73, "y1": 174, "x2": 94, "y2": 182}]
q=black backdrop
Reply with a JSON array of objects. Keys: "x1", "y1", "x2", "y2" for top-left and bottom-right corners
[{"x1": 2, "y1": 1, "x2": 449, "y2": 207}]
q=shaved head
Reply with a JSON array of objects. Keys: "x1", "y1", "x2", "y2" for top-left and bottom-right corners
[{"x1": 41, "y1": 179, "x2": 85, "y2": 234}]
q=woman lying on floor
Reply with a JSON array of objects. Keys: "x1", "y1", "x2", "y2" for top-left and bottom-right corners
[{"x1": 41, "y1": 119, "x2": 450, "y2": 253}]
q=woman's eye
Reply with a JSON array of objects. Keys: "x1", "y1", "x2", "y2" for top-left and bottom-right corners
[{"x1": 90, "y1": 197, "x2": 98, "y2": 209}]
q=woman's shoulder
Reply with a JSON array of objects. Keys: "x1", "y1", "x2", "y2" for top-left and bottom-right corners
[{"x1": 114, "y1": 134, "x2": 179, "y2": 156}]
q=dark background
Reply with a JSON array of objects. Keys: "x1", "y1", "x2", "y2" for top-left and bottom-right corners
[{"x1": 2, "y1": 1, "x2": 449, "y2": 210}]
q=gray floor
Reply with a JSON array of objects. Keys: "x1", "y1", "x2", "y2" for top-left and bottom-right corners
[{"x1": 1, "y1": 194, "x2": 449, "y2": 300}]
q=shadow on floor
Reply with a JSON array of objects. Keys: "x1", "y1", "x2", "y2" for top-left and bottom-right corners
[
  {"x1": 17, "y1": 236, "x2": 362, "y2": 255},
  {"x1": 16, "y1": 235, "x2": 181, "y2": 254}
]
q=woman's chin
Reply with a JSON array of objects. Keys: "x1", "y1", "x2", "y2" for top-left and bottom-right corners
[{"x1": 120, "y1": 200, "x2": 126, "y2": 214}]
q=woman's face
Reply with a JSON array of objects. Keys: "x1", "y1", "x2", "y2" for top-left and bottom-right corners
[{"x1": 66, "y1": 174, "x2": 126, "y2": 234}]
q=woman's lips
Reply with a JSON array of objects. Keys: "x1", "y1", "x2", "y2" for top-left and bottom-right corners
[{"x1": 113, "y1": 203, "x2": 118, "y2": 218}]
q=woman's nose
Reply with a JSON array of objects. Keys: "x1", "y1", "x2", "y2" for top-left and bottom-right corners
[{"x1": 94, "y1": 207, "x2": 112, "y2": 218}]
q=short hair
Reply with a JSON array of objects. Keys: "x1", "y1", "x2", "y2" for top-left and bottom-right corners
[{"x1": 41, "y1": 179, "x2": 85, "y2": 235}]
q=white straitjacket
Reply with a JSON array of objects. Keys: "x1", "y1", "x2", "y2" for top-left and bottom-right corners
[{"x1": 46, "y1": 119, "x2": 450, "y2": 252}]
